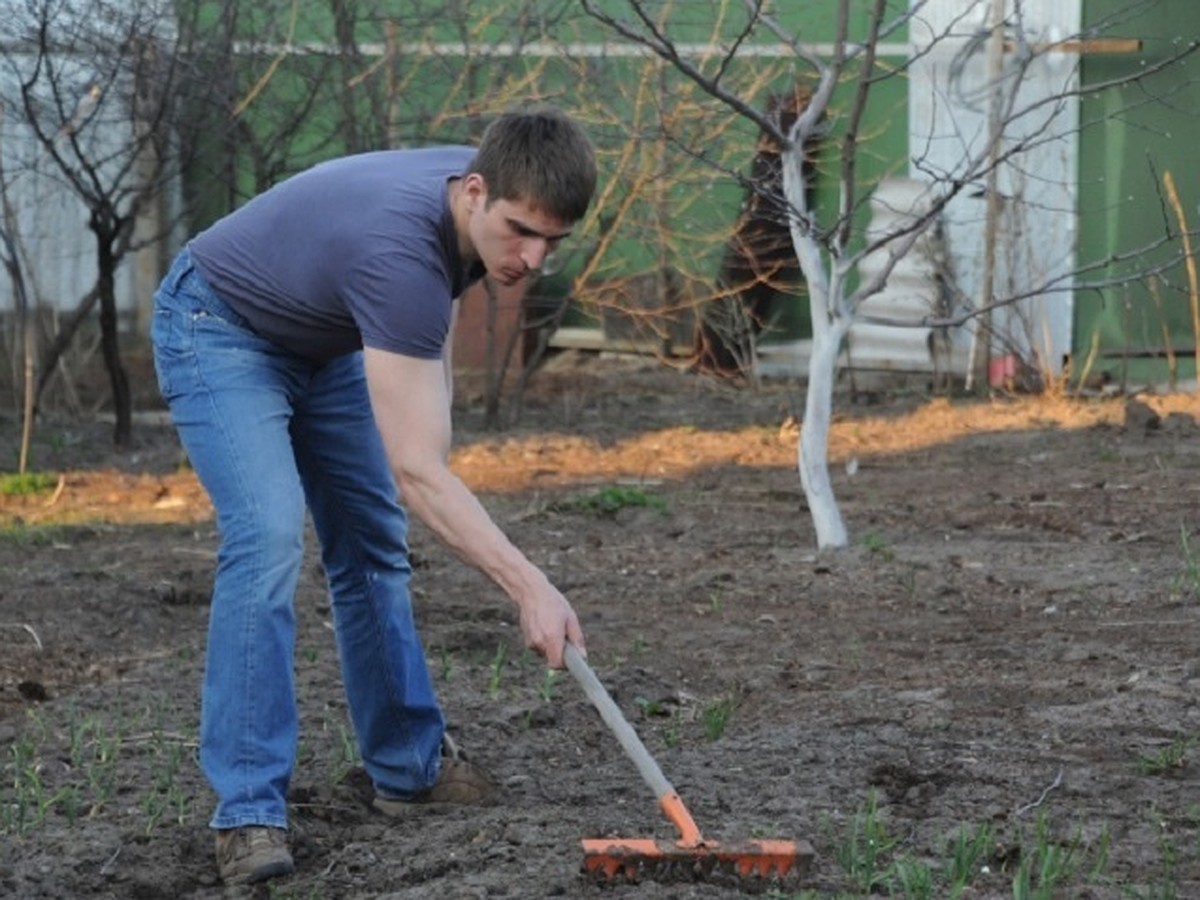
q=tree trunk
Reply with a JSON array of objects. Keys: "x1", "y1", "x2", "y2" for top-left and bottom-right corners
[
  {"x1": 96, "y1": 232, "x2": 131, "y2": 446},
  {"x1": 782, "y1": 144, "x2": 850, "y2": 549},
  {"x1": 798, "y1": 307, "x2": 851, "y2": 549},
  {"x1": 1, "y1": 230, "x2": 36, "y2": 473}
]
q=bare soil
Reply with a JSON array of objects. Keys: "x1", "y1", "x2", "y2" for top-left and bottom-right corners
[{"x1": 2, "y1": 352, "x2": 1200, "y2": 899}]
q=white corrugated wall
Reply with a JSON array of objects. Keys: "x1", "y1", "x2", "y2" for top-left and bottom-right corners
[{"x1": 906, "y1": 0, "x2": 1080, "y2": 377}]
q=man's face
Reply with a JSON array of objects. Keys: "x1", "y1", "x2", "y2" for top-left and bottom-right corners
[{"x1": 461, "y1": 176, "x2": 575, "y2": 287}]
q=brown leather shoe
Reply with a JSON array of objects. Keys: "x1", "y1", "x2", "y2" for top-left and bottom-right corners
[
  {"x1": 214, "y1": 826, "x2": 294, "y2": 885},
  {"x1": 373, "y1": 734, "x2": 494, "y2": 814}
]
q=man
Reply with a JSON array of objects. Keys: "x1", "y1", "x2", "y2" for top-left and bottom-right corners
[{"x1": 151, "y1": 107, "x2": 595, "y2": 886}]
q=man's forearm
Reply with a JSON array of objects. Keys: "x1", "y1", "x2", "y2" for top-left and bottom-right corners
[{"x1": 397, "y1": 466, "x2": 549, "y2": 606}]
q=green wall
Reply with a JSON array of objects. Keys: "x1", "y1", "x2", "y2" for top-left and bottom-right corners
[{"x1": 1077, "y1": 0, "x2": 1200, "y2": 386}]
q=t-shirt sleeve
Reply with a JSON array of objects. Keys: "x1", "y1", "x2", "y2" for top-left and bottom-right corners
[{"x1": 346, "y1": 247, "x2": 453, "y2": 360}]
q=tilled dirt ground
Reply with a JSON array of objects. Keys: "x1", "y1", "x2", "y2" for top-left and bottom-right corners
[{"x1": 2, "y1": 353, "x2": 1200, "y2": 899}]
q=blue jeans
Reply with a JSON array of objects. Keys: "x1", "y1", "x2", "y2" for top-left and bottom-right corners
[{"x1": 151, "y1": 249, "x2": 445, "y2": 830}]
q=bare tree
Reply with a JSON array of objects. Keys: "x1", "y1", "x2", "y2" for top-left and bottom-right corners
[
  {"x1": 0, "y1": 0, "x2": 379, "y2": 446},
  {"x1": 0, "y1": 0, "x2": 209, "y2": 445},
  {"x1": 583, "y1": 0, "x2": 1200, "y2": 548},
  {"x1": 570, "y1": 32, "x2": 798, "y2": 372}
]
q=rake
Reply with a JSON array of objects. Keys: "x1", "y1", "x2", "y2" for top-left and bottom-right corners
[{"x1": 564, "y1": 644, "x2": 814, "y2": 886}]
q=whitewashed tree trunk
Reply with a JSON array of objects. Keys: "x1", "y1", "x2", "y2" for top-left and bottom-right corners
[
  {"x1": 798, "y1": 305, "x2": 851, "y2": 549},
  {"x1": 782, "y1": 126, "x2": 850, "y2": 549}
]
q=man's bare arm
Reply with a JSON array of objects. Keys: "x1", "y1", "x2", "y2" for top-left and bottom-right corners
[
  {"x1": 362, "y1": 346, "x2": 584, "y2": 667},
  {"x1": 443, "y1": 298, "x2": 459, "y2": 403}
]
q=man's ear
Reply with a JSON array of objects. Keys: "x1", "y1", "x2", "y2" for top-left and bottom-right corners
[{"x1": 461, "y1": 172, "x2": 488, "y2": 210}]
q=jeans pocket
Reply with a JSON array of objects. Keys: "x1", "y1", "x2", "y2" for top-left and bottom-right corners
[{"x1": 151, "y1": 305, "x2": 182, "y2": 400}]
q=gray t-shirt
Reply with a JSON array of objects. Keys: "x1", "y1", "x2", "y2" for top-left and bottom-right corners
[{"x1": 189, "y1": 147, "x2": 484, "y2": 363}]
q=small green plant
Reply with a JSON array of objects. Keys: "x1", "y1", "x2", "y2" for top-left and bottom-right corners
[
  {"x1": 635, "y1": 695, "x2": 668, "y2": 718},
  {"x1": 555, "y1": 485, "x2": 667, "y2": 517},
  {"x1": 143, "y1": 729, "x2": 184, "y2": 833},
  {"x1": 1175, "y1": 523, "x2": 1200, "y2": 599},
  {"x1": 2, "y1": 732, "x2": 43, "y2": 836},
  {"x1": 1124, "y1": 814, "x2": 1182, "y2": 900},
  {"x1": 1011, "y1": 814, "x2": 1084, "y2": 900},
  {"x1": 944, "y1": 822, "x2": 995, "y2": 895},
  {"x1": 700, "y1": 696, "x2": 735, "y2": 742},
  {"x1": 801, "y1": 805, "x2": 1119, "y2": 899},
  {"x1": 1, "y1": 703, "x2": 206, "y2": 840},
  {"x1": 438, "y1": 647, "x2": 455, "y2": 682},
  {"x1": 835, "y1": 792, "x2": 900, "y2": 892},
  {"x1": 56, "y1": 784, "x2": 83, "y2": 827},
  {"x1": 0, "y1": 471, "x2": 59, "y2": 497},
  {"x1": 862, "y1": 531, "x2": 895, "y2": 561},
  {"x1": 296, "y1": 732, "x2": 315, "y2": 766},
  {"x1": 84, "y1": 723, "x2": 123, "y2": 813},
  {"x1": 1, "y1": 713, "x2": 86, "y2": 837},
  {"x1": 891, "y1": 855, "x2": 936, "y2": 898},
  {"x1": 1136, "y1": 734, "x2": 1196, "y2": 776},
  {"x1": 537, "y1": 669, "x2": 558, "y2": 703},
  {"x1": 332, "y1": 723, "x2": 361, "y2": 784},
  {"x1": 1088, "y1": 824, "x2": 1112, "y2": 882},
  {"x1": 486, "y1": 642, "x2": 508, "y2": 700}
]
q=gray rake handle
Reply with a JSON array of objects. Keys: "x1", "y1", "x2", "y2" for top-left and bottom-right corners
[{"x1": 563, "y1": 642, "x2": 675, "y2": 801}]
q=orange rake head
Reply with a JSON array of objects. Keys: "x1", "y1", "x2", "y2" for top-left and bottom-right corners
[
  {"x1": 580, "y1": 791, "x2": 814, "y2": 886},
  {"x1": 581, "y1": 835, "x2": 812, "y2": 885}
]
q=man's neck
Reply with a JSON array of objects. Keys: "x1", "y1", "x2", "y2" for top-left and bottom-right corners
[{"x1": 447, "y1": 177, "x2": 474, "y2": 262}]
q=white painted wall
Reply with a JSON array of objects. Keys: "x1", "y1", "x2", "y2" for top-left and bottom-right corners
[{"x1": 907, "y1": 0, "x2": 1080, "y2": 376}]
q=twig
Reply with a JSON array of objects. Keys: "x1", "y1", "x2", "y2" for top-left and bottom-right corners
[
  {"x1": 0, "y1": 622, "x2": 43, "y2": 650},
  {"x1": 169, "y1": 547, "x2": 217, "y2": 559},
  {"x1": 42, "y1": 473, "x2": 66, "y2": 509},
  {"x1": 118, "y1": 731, "x2": 198, "y2": 748},
  {"x1": 232, "y1": 0, "x2": 300, "y2": 117},
  {"x1": 1098, "y1": 619, "x2": 1200, "y2": 628},
  {"x1": 318, "y1": 841, "x2": 375, "y2": 877},
  {"x1": 1014, "y1": 766, "x2": 1064, "y2": 817},
  {"x1": 99, "y1": 844, "x2": 122, "y2": 877},
  {"x1": 1161, "y1": 170, "x2": 1198, "y2": 391}
]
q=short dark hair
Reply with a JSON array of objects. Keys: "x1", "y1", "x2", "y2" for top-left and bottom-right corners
[{"x1": 467, "y1": 106, "x2": 596, "y2": 223}]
